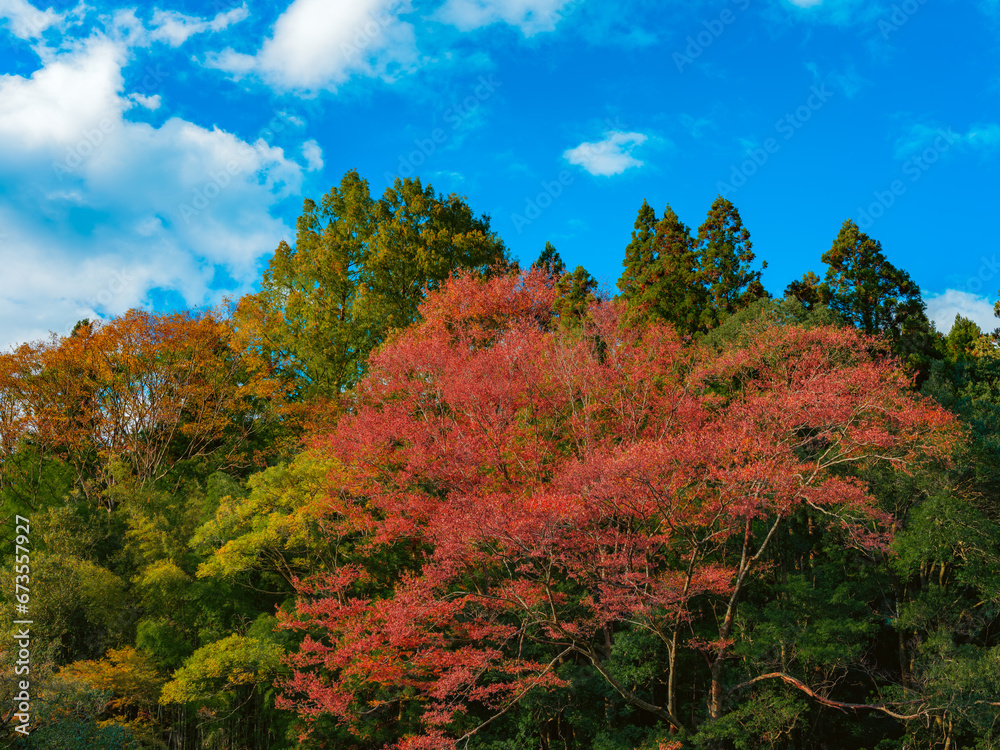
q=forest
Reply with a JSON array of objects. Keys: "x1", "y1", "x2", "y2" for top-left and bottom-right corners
[{"x1": 2, "y1": 169, "x2": 999, "y2": 750}]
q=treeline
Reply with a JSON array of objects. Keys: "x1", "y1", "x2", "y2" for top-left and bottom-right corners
[{"x1": 1, "y1": 170, "x2": 999, "y2": 750}]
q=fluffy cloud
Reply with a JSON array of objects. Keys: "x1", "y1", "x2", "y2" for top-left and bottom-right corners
[
  {"x1": 563, "y1": 131, "x2": 648, "y2": 176},
  {"x1": 0, "y1": 0, "x2": 60, "y2": 40},
  {"x1": 210, "y1": 0, "x2": 419, "y2": 92},
  {"x1": 301, "y1": 139, "x2": 324, "y2": 171},
  {"x1": 149, "y1": 4, "x2": 249, "y2": 47},
  {"x1": 437, "y1": 0, "x2": 576, "y2": 36},
  {"x1": 925, "y1": 290, "x2": 998, "y2": 334},
  {"x1": 0, "y1": 35, "x2": 307, "y2": 348}
]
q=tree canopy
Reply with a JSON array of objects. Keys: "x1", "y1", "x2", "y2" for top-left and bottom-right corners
[
  {"x1": 235, "y1": 170, "x2": 510, "y2": 398},
  {"x1": 3, "y1": 169, "x2": 1000, "y2": 750}
]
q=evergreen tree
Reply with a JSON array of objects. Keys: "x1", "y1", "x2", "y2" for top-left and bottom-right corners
[
  {"x1": 946, "y1": 315, "x2": 988, "y2": 360},
  {"x1": 783, "y1": 270, "x2": 823, "y2": 310},
  {"x1": 695, "y1": 196, "x2": 767, "y2": 328},
  {"x1": 993, "y1": 289, "x2": 1000, "y2": 338},
  {"x1": 820, "y1": 219, "x2": 938, "y2": 374},
  {"x1": 237, "y1": 170, "x2": 510, "y2": 398},
  {"x1": 533, "y1": 241, "x2": 566, "y2": 278},
  {"x1": 553, "y1": 265, "x2": 599, "y2": 327},
  {"x1": 617, "y1": 200, "x2": 658, "y2": 303},
  {"x1": 617, "y1": 202, "x2": 704, "y2": 336}
]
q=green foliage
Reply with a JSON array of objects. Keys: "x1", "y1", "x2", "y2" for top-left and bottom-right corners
[
  {"x1": 692, "y1": 689, "x2": 808, "y2": 750},
  {"x1": 136, "y1": 618, "x2": 194, "y2": 671},
  {"x1": 737, "y1": 570, "x2": 879, "y2": 673},
  {"x1": 619, "y1": 202, "x2": 704, "y2": 335},
  {"x1": 698, "y1": 296, "x2": 844, "y2": 352},
  {"x1": 161, "y1": 622, "x2": 285, "y2": 706},
  {"x1": 821, "y1": 219, "x2": 939, "y2": 376},
  {"x1": 553, "y1": 265, "x2": 599, "y2": 328},
  {"x1": 619, "y1": 199, "x2": 658, "y2": 302},
  {"x1": 35, "y1": 500, "x2": 111, "y2": 559},
  {"x1": 946, "y1": 315, "x2": 991, "y2": 360},
  {"x1": 619, "y1": 197, "x2": 767, "y2": 336},
  {"x1": 696, "y1": 196, "x2": 768, "y2": 328},
  {"x1": 783, "y1": 270, "x2": 823, "y2": 310},
  {"x1": 24, "y1": 553, "x2": 131, "y2": 663},
  {"x1": 470, "y1": 654, "x2": 666, "y2": 750},
  {"x1": 923, "y1": 350, "x2": 1000, "y2": 496},
  {"x1": 239, "y1": 170, "x2": 510, "y2": 397},
  {"x1": 894, "y1": 495, "x2": 1000, "y2": 596},
  {"x1": 192, "y1": 452, "x2": 339, "y2": 587},
  {"x1": 135, "y1": 560, "x2": 192, "y2": 614},
  {"x1": 159, "y1": 616, "x2": 292, "y2": 749},
  {"x1": 533, "y1": 241, "x2": 567, "y2": 278},
  {"x1": 23, "y1": 721, "x2": 142, "y2": 750},
  {"x1": 0, "y1": 444, "x2": 73, "y2": 519}
]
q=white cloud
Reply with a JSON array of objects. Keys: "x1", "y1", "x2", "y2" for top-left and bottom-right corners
[
  {"x1": 0, "y1": 0, "x2": 60, "y2": 40},
  {"x1": 563, "y1": 131, "x2": 649, "y2": 176},
  {"x1": 149, "y1": 4, "x2": 250, "y2": 47},
  {"x1": 301, "y1": 139, "x2": 324, "y2": 171},
  {"x1": 437, "y1": 0, "x2": 576, "y2": 36},
  {"x1": 210, "y1": 0, "x2": 419, "y2": 92},
  {"x1": 0, "y1": 37, "x2": 127, "y2": 149},
  {"x1": 128, "y1": 92, "x2": 161, "y2": 110},
  {"x1": 925, "y1": 290, "x2": 998, "y2": 335},
  {"x1": 0, "y1": 34, "x2": 309, "y2": 348}
]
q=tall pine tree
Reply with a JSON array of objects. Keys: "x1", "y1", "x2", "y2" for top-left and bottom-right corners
[
  {"x1": 821, "y1": 219, "x2": 938, "y2": 376},
  {"x1": 618, "y1": 200, "x2": 658, "y2": 302},
  {"x1": 554, "y1": 265, "x2": 599, "y2": 328},
  {"x1": 695, "y1": 196, "x2": 767, "y2": 328},
  {"x1": 784, "y1": 270, "x2": 823, "y2": 310},
  {"x1": 236, "y1": 170, "x2": 510, "y2": 398},
  {"x1": 617, "y1": 202, "x2": 704, "y2": 336},
  {"x1": 533, "y1": 242, "x2": 567, "y2": 279}
]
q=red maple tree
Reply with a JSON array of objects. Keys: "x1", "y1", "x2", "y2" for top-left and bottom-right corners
[{"x1": 278, "y1": 271, "x2": 956, "y2": 748}]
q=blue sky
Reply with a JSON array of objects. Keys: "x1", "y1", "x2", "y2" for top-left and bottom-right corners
[{"x1": 1, "y1": 0, "x2": 998, "y2": 347}]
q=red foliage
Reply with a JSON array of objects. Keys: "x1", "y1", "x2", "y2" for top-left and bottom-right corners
[{"x1": 278, "y1": 271, "x2": 957, "y2": 747}]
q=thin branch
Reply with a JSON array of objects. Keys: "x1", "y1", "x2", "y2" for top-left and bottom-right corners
[{"x1": 730, "y1": 672, "x2": 929, "y2": 721}]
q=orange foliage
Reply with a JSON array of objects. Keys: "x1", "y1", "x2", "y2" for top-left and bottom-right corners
[{"x1": 0, "y1": 309, "x2": 292, "y2": 508}]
